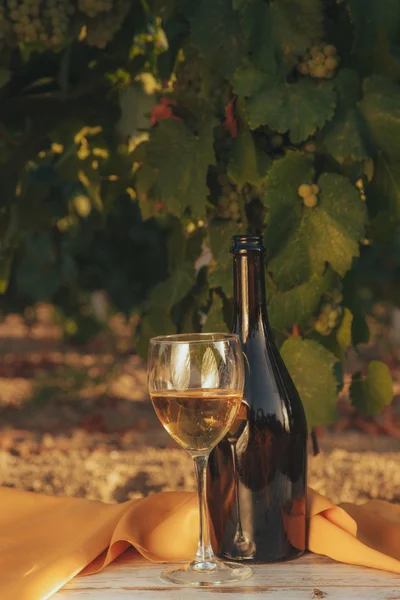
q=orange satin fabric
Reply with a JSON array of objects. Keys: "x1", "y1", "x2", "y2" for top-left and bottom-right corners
[{"x1": 0, "y1": 485, "x2": 399, "y2": 600}]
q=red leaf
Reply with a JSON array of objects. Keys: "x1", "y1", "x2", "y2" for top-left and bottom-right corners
[
  {"x1": 223, "y1": 101, "x2": 238, "y2": 138},
  {"x1": 150, "y1": 97, "x2": 180, "y2": 126}
]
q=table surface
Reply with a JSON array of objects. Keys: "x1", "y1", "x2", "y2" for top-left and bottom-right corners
[{"x1": 55, "y1": 550, "x2": 400, "y2": 600}]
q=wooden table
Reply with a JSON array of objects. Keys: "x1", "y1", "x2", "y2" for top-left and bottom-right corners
[{"x1": 55, "y1": 549, "x2": 400, "y2": 599}]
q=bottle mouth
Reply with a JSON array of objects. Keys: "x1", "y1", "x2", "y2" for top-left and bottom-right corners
[{"x1": 230, "y1": 235, "x2": 265, "y2": 254}]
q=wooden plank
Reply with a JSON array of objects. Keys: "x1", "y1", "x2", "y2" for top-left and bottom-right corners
[{"x1": 55, "y1": 550, "x2": 400, "y2": 600}]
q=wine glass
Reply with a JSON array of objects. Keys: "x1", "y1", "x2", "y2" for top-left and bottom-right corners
[{"x1": 148, "y1": 332, "x2": 252, "y2": 586}]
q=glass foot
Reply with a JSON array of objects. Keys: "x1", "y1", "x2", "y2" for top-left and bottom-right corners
[{"x1": 159, "y1": 558, "x2": 252, "y2": 587}]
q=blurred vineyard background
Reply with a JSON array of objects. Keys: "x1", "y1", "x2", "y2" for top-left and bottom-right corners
[{"x1": 0, "y1": 0, "x2": 400, "y2": 505}]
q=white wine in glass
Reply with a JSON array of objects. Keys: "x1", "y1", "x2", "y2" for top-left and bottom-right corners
[{"x1": 148, "y1": 333, "x2": 252, "y2": 587}]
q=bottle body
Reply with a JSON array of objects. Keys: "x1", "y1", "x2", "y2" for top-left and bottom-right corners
[{"x1": 207, "y1": 235, "x2": 308, "y2": 563}]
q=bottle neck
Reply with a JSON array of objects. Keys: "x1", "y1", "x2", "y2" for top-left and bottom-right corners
[{"x1": 232, "y1": 252, "x2": 268, "y2": 340}]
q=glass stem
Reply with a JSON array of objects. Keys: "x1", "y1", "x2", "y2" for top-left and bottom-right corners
[{"x1": 193, "y1": 454, "x2": 215, "y2": 565}]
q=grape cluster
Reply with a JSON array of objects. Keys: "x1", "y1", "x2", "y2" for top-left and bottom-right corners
[
  {"x1": 298, "y1": 183, "x2": 319, "y2": 208},
  {"x1": 216, "y1": 174, "x2": 242, "y2": 222},
  {"x1": 78, "y1": 0, "x2": 112, "y2": 18},
  {"x1": 85, "y1": 0, "x2": 130, "y2": 48},
  {"x1": 1, "y1": 0, "x2": 74, "y2": 46},
  {"x1": 314, "y1": 292, "x2": 343, "y2": 336},
  {"x1": 298, "y1": 44, "x2": 339, "y2": 80}
]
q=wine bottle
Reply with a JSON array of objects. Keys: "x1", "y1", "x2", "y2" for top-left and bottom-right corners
[{"x1": 207, "y1": 235, "x2": 308, "y2": 563}]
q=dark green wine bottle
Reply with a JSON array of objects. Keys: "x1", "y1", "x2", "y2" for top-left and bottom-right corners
[{"x1": 207, "y1": 234, "x2": 308, "y2": 563}]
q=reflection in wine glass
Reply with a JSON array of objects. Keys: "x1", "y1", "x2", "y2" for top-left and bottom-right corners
[{"x1": 225, "y1": 404, "x2": 256, "y2": 560}]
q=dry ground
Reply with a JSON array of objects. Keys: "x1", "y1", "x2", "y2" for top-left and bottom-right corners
[{"x1": 0, "y1": 307, "x2": 399, "y2": 506}]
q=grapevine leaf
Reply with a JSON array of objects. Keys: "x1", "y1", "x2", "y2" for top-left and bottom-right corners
[
  {"x1": 269, "y1": 173, "x2": 367, "y2": 290},
  {"x1": 348, "y1": 0, "x2": 400, "y2": 56},
  {"x1": 280, "y1": 338, "x2": 339, "y2": 428},
  {"x1": 369, "y1": 153, "x2": 400, "y2": 218},
  {"x1": 245, "y1": 79, "x2": 336, "y2": 144},
  {"x1": 228, "y1": 123, "x2": 270, "y2": 186},
  {"x1": 190, "y1": 0, "x2": 245, "y2": 78},
  {"x1": 271, "y1": 0, "x2": 323, "y2": 59},
  {"x1": 239, "y1": 1, "x2": 277, "y2": 73},
  {"x1": 0, "y1": 68, "x2": 11, "y2": 89},
  {"x1": 239, "y1": 0, "x2": 323, "y2": 72},
  {"x1": 146, "y1": 119, "x2": 216, "y2": 219},
  {"x1": 232, "y1": 62, "x2": 265, "y2": 97},
  {"x1": 335, "y1": 69, "x2": 361, "y2": 109},
  {"x1": 208, "y1": 220, "x2": 242, "y2": 297},
  {"x1": 336, "y1": 308, "x2": 353, "y2": 354},
  {"x1": 360, "y1": 75, "x2": 400, "y2": 161},
  {"x1": 323, "y1": 108, "x2": 368, "y2": 164},
  {"x1": 203, "y1": 293, "x2": 228, "y2": 333},
  {"x1": 136, "y1": 308, "x2": 176, "y2": 359},
  {"x1": 269, "y1": 270, "x2": 335, "y2": 331},
  {"x1": 263, "y1": 152, "x2": 314, "y2": 258},
  {"x1": 350, "y1": 360, "x2": 393, "y2": 415}
]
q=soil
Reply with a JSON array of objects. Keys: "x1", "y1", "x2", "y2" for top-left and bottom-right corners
[{"x1": 0, "y1": 307, "x2": 399, "y2": 506}]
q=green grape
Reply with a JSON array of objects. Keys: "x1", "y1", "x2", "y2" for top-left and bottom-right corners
[
  {"x1": 298, "y1": 183, "x2": 312, "y2": 198},
  {"x1": 303, "y1": 194, "x2": 317, "y2": 208},
  {"x1": 310, "y1": 64, "x2": 326, "y2": 79},
  {"x1": 311, "y1": 183, "x2": 319, "y2": 195},
  {"x1": 325, "y1": 56, "x2": 338, "y2": 70},
  {"x1": 298, "y1": 61, "x2": 309, "y2": 75},
  {"x1": 323, "y1": 44, "x2": 337, "y2": 57}
]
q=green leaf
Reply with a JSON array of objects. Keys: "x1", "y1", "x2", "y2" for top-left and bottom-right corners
[
  {"x1": 146, "y1": 119, "x2": 216, "y2": 219},
  {"x1": 190, "y1": 0, "x2": 245, "y2": 78},
  {"x1": 349, "y1": 0, "x2": 400, "y2": 56},
  {"x1": 203, "y1": 293, "x2": 228, "y2": 332},
  {"x1": 336, "y1": 308, "x2": 353, "y2": 354},
  {"x1": 264, "y1": 152, "x2": 314, "y2": 258},
  {"x1": 239, "y1": 1, "x2": 277, "y2": 74},
  {"x1": 335, "y1": 69, "x2": 361, "y2": 109},
  {"x1": 369, "y1": 153, "x2": 400, "y2": 218},
  {"x1": 269, "y1": 270, "x2": 335, "y2": 331},
  {"x1": 239, "y1": 0, "x2": 323, "y2": 73},
  {"x1": 208, "y1": 220, "x2": 242, "y2": 297},
  {"x1": 232, "y1": 61, "x2": 265, "y2": 97},
  {"x1": 227, "y1": 123, "x2": 270, "y2": 186},
  {"x1": 0, "y1": 68, "x2": 11, "y2": 89},
  {"x1": 269, "y1": 173, "x2": 367, "y2": 290},
  {"x1": 323, "y1": 108, "x2": 368, "y2": 164},
  {"x1": 148, "y1": 224, "x2": 198, "y2": 312},
  {"x1": 271, "y1": 0, "x2": 323, "y2": 59},
  {"x1": 360, "y1": 75, "x2": 400, "y2": 161},
  {"x1": 350, "y1": 360, "x2": 393, "y2": 415},
  {"x1": 269, "y1": 271, "x2": 334, "y2": 331},
  {"x1": 280, "y1": 338, "x2": 339, "y2": 428},
  {"x1": 117, "y1": 85, "x2": 154, "y2": 137},
  {"x1": 245, "y1": 79, "x2": 336, "y2": 144},
  {"x1": 136, "y1": 308, "x2": 176, "y2": 359}
]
